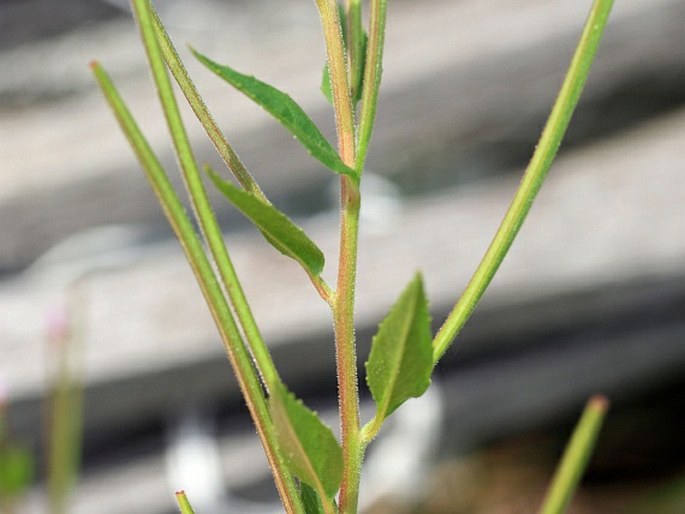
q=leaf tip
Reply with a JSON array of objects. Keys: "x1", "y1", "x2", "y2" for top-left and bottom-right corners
[{"x1": 588, "y1": 394, "x2": 610, "y2": 413}]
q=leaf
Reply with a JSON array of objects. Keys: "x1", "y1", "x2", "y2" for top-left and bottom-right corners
[
  {"x1": 300, "y1": 482, "x2": 325, "y2": 514},
  {"x1": 207, "y1": 167, "x2": 325, "y2": 276},
  {"x1": 269, "y1": 382, "x2": 343, "y2": 499},
  {"x1": 193, "y1": 49, "x2": 355, "y2": 178},
  {"x1": 365, "y1": 273, "x2": 433, "y2": 424}
]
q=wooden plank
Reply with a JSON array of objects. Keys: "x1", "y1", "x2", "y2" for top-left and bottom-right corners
[
  {"x1": 2, "y1": 105, "x2": 684, "y2": 432},
  {"x1": 0, "y1": 0, "x2": 682, "y2": 271}
]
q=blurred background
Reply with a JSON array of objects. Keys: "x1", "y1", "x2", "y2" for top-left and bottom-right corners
[{"x1": 1, "y1": 0, "x2": 684, "y2": 512}]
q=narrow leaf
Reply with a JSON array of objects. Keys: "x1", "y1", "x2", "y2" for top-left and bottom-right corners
[
  {"x1": 193, "y1": 49, "x2": 355, "y2": 178},
  {"x1": 366, "y1": 273, "x2": 433, "y2": 426},
  {"x1": 269, "y1": 383, "x2": 343, "y2": 500},
  {"x1": 539, "y1": 395, "x2": 609, "y2": 514},
  {"x1": 300, "y1": 482, "x2": 325, "y2": 514},
  {"x1": 207, "y1": 168, "x2": 325, "y2": 276}
]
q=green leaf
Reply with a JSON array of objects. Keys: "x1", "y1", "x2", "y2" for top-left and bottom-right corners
[
  {"x1": 366, "y1": 273, "x2": 433, "y2": 424},
  {"x1": 300, "y1": 482, "x2": 325, "y2": 514},
  {"x1": 208, "y1": 167, "x2": 325, "y2": 276},
  {"x1": 269, "y1": 382, "x2": 343, "y2": 499},
  {"x1": 0, "y1": 444, "x2": 34, "y2": 498},
  {"x1": 193, "y1": 49, "x2": 355, "y2": 178}
]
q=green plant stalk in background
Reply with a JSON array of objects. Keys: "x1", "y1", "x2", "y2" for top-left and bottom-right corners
[
  {"x1": 46, "y1": 312, "x2": 84, "y2": 514},
  {"x1": 0, "y1": 400, "x2": 34, "y2": 514},
  {"x1": 92, "y1": 0, "x2": 614, "y2": 512},
  {"x1": 539, "y1": 396, "x2": 610, "y2": 514}
]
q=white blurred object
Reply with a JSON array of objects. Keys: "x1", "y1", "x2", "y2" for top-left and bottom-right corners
[
  {"x1": 359, "y1": 172, "x2": 403, "y2": 234},
  {"x1": 165, "y1": 409, "x2": 225, "y2": 512},
  {"x1": 24, "y1": 224, "x2": 156, "y2": 286},
  {"x1": 326, "y1": 172, "x2": 403, "y2": 234},
  {"x1": 360, "y1": 379, "x2": 444, "y2": 509},
  {"x1": 96, "y1": 0, "x2": 181, "y2": 14}
]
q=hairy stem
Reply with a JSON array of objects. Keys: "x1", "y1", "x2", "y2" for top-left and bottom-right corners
[
  {"x1": 315, "y1": 0, "x2": 356, "y2": 166},
  {"x1": 333, "y1": 176, "x2": 362, "y2": 513}
]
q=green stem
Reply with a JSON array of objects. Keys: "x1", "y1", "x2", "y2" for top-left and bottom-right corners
[
  {"x1": 131, "y1": 0, "x2": 280, "y2": 391},
  {"x1": 315, "y1": 0, "x2": 356, "y2": 166},
  {"x1": 539, "y1": 396, "x2": 609, "y2": 514},
  {"x1": 314, "y1": 3, "x2": 364, "y2": 510},
  {"x1": 174, "y1": 491, "x2": 196, "y2": 514},
  {"x1": 150, "y1": 7, "x2": 267, "y2": 201},
  {"x1": 333, "y1": 176, "x2": 362, "y2": 513},
  {"x1": 432, "y1": 0, "x2": 613, "y2": 363},
  {"x1": 91, "y1": 60, "x2": 302, "y2": 514},
  {"x1": 356, "y1": 0, "x2": 387, "y2": 170}
]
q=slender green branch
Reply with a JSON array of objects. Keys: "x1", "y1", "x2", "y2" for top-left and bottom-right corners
[
  {"x1": 433, "y1": 0, "x2": 614, "y2": 363},
  {"x1": 356, "y1": 0, "x2": 388, "y2": 171},
  {"x1": 315, "y1": 0, "x2": 356, "y2": 167},
  {"x1": 174, "y1": 491, "x2": 196, "y2": 514},
  {"x1": 90, "y1": 60, "x2": 303, "y2": 514},
  {"x1": 539, "y1": 396, "x2": 609, "y2": 514},
  {"x1": 333, "y1": 176, "x2": 362, "y2": 513},
  {"x1": 130, "y1": 0, "x2": 281, "y2": 390},
  {"x1": 149, "y1": 7, "x2": 267, "y2": 201}
]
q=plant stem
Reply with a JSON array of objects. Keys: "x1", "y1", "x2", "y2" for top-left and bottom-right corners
[
  {"x1": 315, "y1": 0, "x2": 356, "y2": 166},
  {"x1": 315, "y1": 2, "x2": 364, "y2": 510},
  {"x1": 91, "y1": 60, "x2": 303, "y2": 514},
  {"x1": 356, "y1": 0, "x2": 387, "y2": 170},
  {"x1": 432, "y1": 0, "x2": 613, "y2": 363},
  {"x1": 538, "y1": 396, "x2": 609, "y2": 514},
  {"x1": 174, "y1": 491, "x2": 196, "y2": 514},
  {"x1": 130, "y1": 0, "x2": 280, "y2": 391},
  {"x1": 333, "y1": 176, "x2": 362, "y2": 513},
  {"x1": 150, "y1": 8, "x2": 267, "y2": 201}
]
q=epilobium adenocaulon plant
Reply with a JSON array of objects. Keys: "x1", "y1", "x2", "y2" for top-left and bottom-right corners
[{"x1": 91, "y1": 0, "x2": 613, "y2": 512}]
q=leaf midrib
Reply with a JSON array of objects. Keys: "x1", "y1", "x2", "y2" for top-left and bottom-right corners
[{"x1": 377, "y1": 288, "x2": 418, "y2": 420}]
